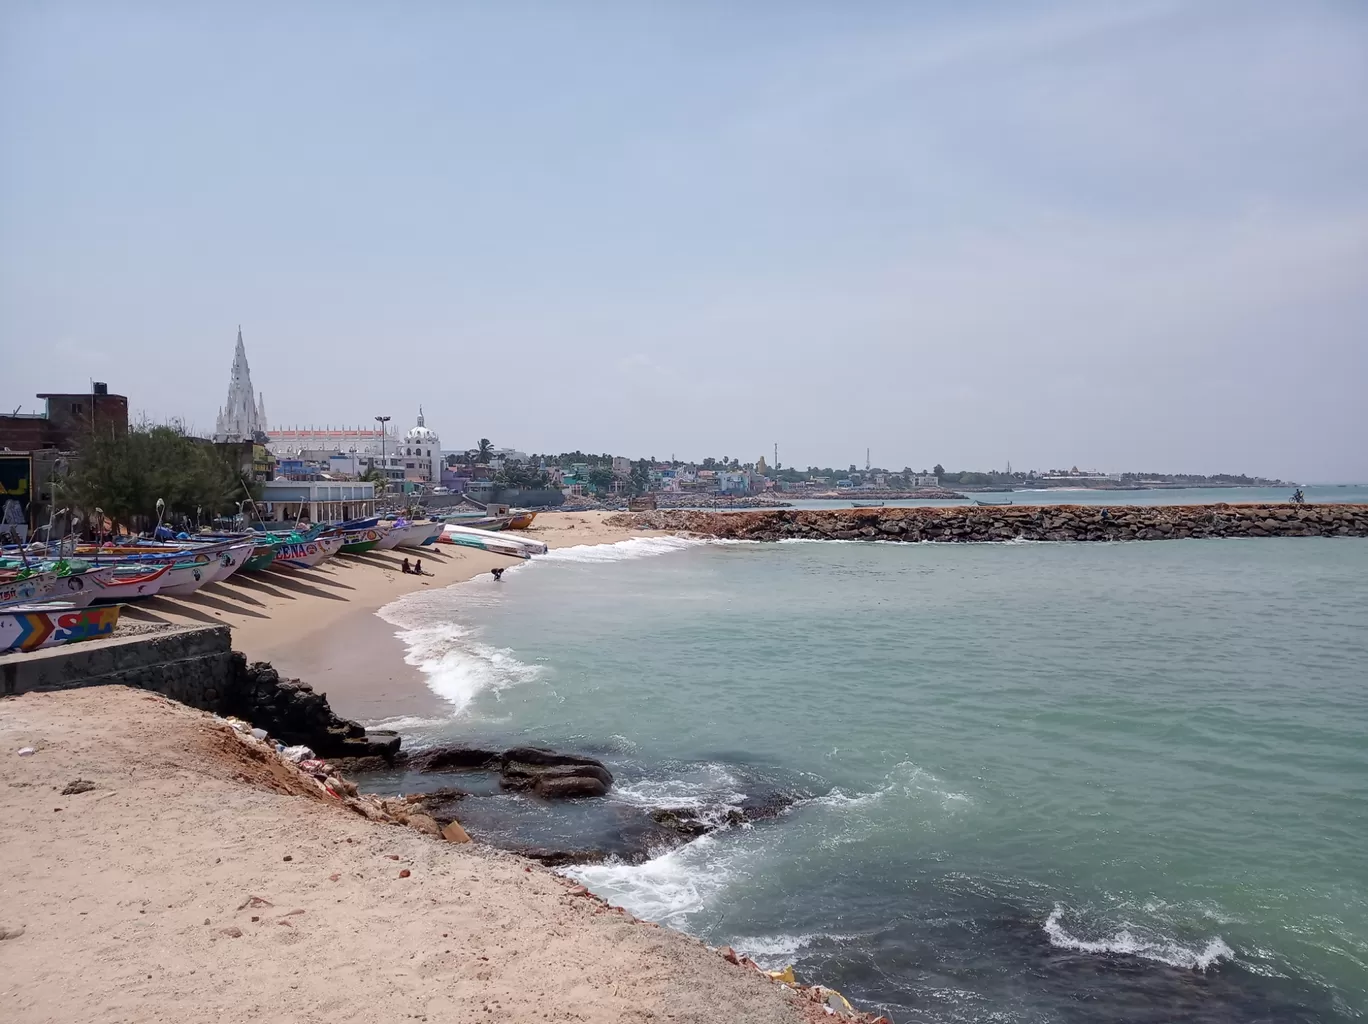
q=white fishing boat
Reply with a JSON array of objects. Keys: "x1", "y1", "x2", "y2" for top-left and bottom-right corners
[
  {"x1": 156, "y1": 560, "x2": 218, "y2": 597},
  {"x1": 88, "y1": 563, "x2": 172, "y2": 602},
  {"x1": 205, "y1": 540, "x2": 259, "y2": 585},
  {"x1": 440, "y1": 524, "x2": 548, "y2": 559},
  {"x1": 0, "y1": 572, "x2": 60, "y2": 608},
  {"x1": 402, "y1": 521, "x2": 446, "y2": 548}
]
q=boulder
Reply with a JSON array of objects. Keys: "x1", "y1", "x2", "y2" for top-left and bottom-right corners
[
  {"x1": 501, "y1": 761, "x2": 612, "y2": 798},
  {"x1": 407, "y1": 746, "x2": 501, "y2": 772}
]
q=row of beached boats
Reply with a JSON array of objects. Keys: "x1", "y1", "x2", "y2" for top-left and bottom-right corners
[{"x1": 1, "y1": 509, "x2": 549, "y2": 650}]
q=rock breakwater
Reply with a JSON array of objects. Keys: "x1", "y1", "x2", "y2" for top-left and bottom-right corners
[{"x1": 607, "y1": 503, "x2": 1368, "y2": 543}]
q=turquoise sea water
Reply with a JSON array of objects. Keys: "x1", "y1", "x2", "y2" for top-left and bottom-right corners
[{"x1": 379, "y1": 536, "x2": 1368, "y2": 1022}]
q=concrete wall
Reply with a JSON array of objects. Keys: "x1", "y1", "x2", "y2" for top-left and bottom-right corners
[
  {"x1": 2, "y1": 625, "x2": 235, "y2": 703},
  {"x1": 1, "y1": 625, "x2": 399, "y2": 760}
]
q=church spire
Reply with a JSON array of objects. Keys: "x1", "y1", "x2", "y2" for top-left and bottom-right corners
[
  {"x1": 417, "y1": 404, "x2": 425, "y2": 427},
  {"x1": 214, "y1": 325, "x2": 265, "y2": 442}
]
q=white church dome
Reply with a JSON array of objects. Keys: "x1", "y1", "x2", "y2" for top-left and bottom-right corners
[{"x1": 405, "y1": 406, "x2": 439, "y2": 443}]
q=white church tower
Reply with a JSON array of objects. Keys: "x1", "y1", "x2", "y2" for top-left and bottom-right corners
[
  {"x1": 214, "y1": 326, "x2": 267, "y2": 442},
  {"x1": 403, "y1": 406, "x2": 441, "y2": 483}
]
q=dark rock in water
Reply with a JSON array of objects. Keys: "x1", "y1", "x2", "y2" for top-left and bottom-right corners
[
  {"x1": 509, "y1": 846, "x2": 611, "y2": 867},
  {"x1": 650, "y1": 807, "x2": 716, "y2": 839},
  {"x1": 406, "y1": 746, "x2": 501, "y2": 772},
  {"x1": 501, "y1": 761, "x2": 612, "y2": 798},
  {"x1": 533, "y1": 774, "x2": 610, "y2": 799},
  {"x1": 738, "y1": 790, "x2": 799, "y2": 822},
  {"x1": 500, "y1": 746, "x2": 611, "y2": 774},
  {"x1": 404, "y1": 787, "x2": 469, "y2": 824},
  {"x1": 361, "y1": 730, "x2": 401, "y2": 758}
]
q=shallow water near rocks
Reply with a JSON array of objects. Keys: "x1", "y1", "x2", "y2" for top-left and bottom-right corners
[{"x1": 378, "y1": 537, "x2": 1368, "y2": 1022}]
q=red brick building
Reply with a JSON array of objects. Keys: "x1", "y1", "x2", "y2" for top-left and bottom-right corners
[{"x1": 0, "y1": 384, "x2": 128, "y2": 452}]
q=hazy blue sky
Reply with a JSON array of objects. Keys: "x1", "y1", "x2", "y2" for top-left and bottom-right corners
[{"x1": 2, "y1": 1, "x2": 1365, "y2": 479}]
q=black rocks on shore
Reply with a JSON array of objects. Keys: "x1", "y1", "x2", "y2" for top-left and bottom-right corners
[
  {"x1": 403, "y1": 744, "x2": 616, "y2": 799},
  {"x1": 222, "y1": 656, "x2": 400, "y2": 761}
]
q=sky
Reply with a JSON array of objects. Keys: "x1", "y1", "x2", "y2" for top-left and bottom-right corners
[{"x1": 2, "y1": 1, "x2": 1365, "y2": 481}]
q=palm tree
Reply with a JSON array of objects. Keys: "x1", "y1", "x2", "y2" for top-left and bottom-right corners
[{"x1": 475, "y1": 438, "x2": 494, "y2": 465}]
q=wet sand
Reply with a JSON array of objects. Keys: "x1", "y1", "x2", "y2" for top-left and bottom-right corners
[{"x1": 116, "y1": 512, "x2": 655, "y2": 722}]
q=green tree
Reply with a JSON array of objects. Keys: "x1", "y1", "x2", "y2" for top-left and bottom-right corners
[
  {"x1": 629, "y1": 459, "x2": 651, "y2": 496},
  {"x1": 64, "y1": 423, "x2": 248, "y2": 532},
  {"x1": 933, "y1": 464, "x2": 945, "y2": 477},
  {"x1": 474, "y1": 439, "x2": 494, "y2": 464},
  {"x1": 585, "y1": 467, "x2": 615, "y2": 494}
]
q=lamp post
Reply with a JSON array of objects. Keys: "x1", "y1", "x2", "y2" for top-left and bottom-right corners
[{"x1": 374, "y1": 415, "x2": 391, "y2": 496}]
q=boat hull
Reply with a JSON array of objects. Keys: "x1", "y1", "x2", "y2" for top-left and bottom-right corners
[
  {"x1": 271, "y1": 536, "x2": 340, "y2": 570},
  {"x1": 89, "y1": 564, "x2": 170, "y2": 602},
  {"x1": 1, "y1": 603, "x2": 122, "y2": 653},
  {"x1": 339, "y1": 526, "x2": 388, "y2": 554},
  {"x1": 157, "y1": 561, "x2": 216, "y2": 596}
]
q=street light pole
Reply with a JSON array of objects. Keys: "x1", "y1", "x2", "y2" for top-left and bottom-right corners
[{"x1": 374, "y1": 415, "x2": 391, "y2": 496}]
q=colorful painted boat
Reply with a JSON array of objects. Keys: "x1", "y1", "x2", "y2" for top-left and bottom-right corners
[
  {"x1": 1, "y1": 603, "x2": 122, "y2": 653},
  {"x1": 88, "y1": 563, "x2": 171, "y2": 603},
  {"x1": 271, "y1": 535, "x2": 343, "y2": 570},
  {"x1": 339, "y1": 524, "x2": 389, "y2": 554},
  {"x1": 508, "y1": 510, "x2": 538, "y2": 530},
  {"x1": 240, "y1": 539, "x2": 280, "y2": 573}
]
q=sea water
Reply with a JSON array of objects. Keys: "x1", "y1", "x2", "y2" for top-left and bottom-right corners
[{"x1": 379, "y1": 537, "x2": 1368, "y2": 1022}]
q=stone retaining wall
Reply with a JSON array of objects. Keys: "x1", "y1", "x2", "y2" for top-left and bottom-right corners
[
  {"x1": 1, "y1": 625, "x2": 397, "y2": 759},
  {"x1": 608, "y1": 503, "x2": 1368, "y2": 543}
]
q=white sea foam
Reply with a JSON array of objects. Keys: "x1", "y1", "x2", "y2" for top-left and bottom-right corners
[
  {"x1": 805, "y1": 761, "x2": 971, "y2": 812},
  {"x1": 610, "y1": 764, "x2": 745, "y2": 812},
  {"x1": 403, "y1": 624, "x2": 541, "y2": 714},
  {"x1": 566, "y1": 832, "x2": 747, "y2": 927},
  {"x1": 1043, "y1": 906, "x2": 1234, "y2": 971},
  {"x1": 540, "y1": 536, "x2": 706, "y2": 563}
]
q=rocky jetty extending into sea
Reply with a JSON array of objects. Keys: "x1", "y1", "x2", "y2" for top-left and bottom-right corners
[{"x1": 607, "y1": 503, "x2": 1368, "y2": 542}]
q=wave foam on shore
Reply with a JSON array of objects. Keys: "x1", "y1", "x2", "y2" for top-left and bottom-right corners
[
  {"x1": 378, "y1": 590, "x2": 542, "y2": 716},
  {"x1": 540, "y1": 536, "x2": 707, "y2": 563}
]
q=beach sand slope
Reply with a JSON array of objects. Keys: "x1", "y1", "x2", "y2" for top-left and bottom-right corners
[{"x1": 0, "y1": 686, "x2": 813, "y2": 1024}]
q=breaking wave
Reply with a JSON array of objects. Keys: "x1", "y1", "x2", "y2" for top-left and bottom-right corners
[
  {"x1": 1043, "y1": 905, "x2": 1234, "y2": 971},
  {"x1": 378, "y1": 590, "x2": 541, "y2": 716},
  {"x1": 540, "y1": 536, "x2": 706, "y2": 563}
]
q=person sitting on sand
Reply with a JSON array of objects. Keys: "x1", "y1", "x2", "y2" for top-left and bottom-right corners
[
  {"x1": 414, "y1": 559, "x2": 429, "y2": 576},
  {"x1": 400, "y1": 558, "x2": 412, "y2": 574},
  {"x1": 491, "y1": 567, "x2": 505, "y2": 581}
]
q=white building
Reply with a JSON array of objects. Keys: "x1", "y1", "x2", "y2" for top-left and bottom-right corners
[
  {"x1": 401, "y1": 407, "x2": 441, "y2": 484},
  {"x1": 214, "y1": 327, "x2": 268, "y2": 443}
]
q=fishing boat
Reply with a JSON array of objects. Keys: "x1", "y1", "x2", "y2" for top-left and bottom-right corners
[
  {"x1": 339, "y1": 524, "x2": 390, "y2": 554},
  {"x1": 974, "y1": 499, "x2": 1014, "y2": 507},
  {"x1": 87, "y1": 563, "x2": 171, "y2": 603},
  {"x1": 397, "y1": 521, "x2": 445, "y2": 548},
  {"x1": 851, "y1": 501, "x2": 885, "y2": 508},
  {"x1": 271, "y1": 534, "x2": 343, "y2": 570},
  {"x1": 508, "y1": 510, "x2": 538, "y2": 530},
  {"x1": 1, "y1": 603, "x2": 122, "y2": 653},
  {"x1": 1, "y1": 571, "x2": 60, "y2": 608},
  {"x1": 439, "y1": 523, "x2": 548, "y2": 559},
  {"x1": 239, "y1": 538, "x2": 280, "y2": 573}
]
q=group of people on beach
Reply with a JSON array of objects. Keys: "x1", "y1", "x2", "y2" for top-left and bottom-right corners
[{"x1": 399, "y1": 558, "x2": 430, "y2": 576}]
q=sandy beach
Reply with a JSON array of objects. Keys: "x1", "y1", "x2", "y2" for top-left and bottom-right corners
[
  {"x1": 0, "y1": 686, "x2": 845, "y2": 1024},
  {"x1": 115, "y1": 512, "x2": 651, "y2": 722}
]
